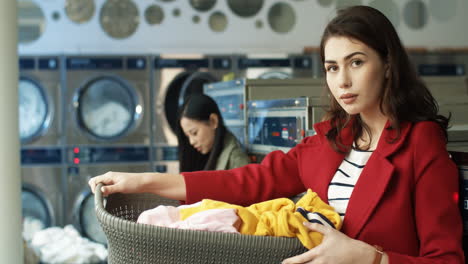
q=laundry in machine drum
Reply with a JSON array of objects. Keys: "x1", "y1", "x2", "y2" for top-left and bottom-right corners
[
  {"x1": 19, "y1": 77, "x2": 50, "y2": 142},
  {"x1": 22, "y1": 184, "x2": 54, "y2": 241},
  {"x1": 75, "y1": 76, "x2": 137, "y2": 139},
  {"x1": 19, "y1": 56, "x2": 62, "y2": 146},
  {"x1": 66, "y1": 56, "x2": 151, "y2": 146},
  {"x1": 21, "y1": 149, "x2": 65, "y2": 242}
]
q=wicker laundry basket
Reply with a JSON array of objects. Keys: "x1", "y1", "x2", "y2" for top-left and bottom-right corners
[{"x1": 94, "y1": 184, "x2": 308, "y2": 264}]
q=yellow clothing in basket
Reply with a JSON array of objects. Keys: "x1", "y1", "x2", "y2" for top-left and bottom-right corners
[{"x1": 179, "y1": 189, "x2": 342, "y2": 249}]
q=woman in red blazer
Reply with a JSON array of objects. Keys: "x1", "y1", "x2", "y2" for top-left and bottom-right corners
[{"x1": 89, "y1": 6, "x2": 464, "y2": 264}]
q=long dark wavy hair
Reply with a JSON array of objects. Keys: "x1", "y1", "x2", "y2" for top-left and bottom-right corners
[
  {"x1": 176, "y1": 94, "x2": 227, "y2": 172},
  {"x1": 320, "y1": 5, "x2": 449, "y2": 152}
]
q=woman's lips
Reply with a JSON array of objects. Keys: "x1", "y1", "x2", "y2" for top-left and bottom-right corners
[{"x1": 340, "y1": 93, "x2": 357, "y2": 104}]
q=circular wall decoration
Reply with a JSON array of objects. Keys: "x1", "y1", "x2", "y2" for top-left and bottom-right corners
[
  {"x1": 255, "y1": 20, "x2": 263, "y2": 29},
  {"x1": 193, "y1": 15, "x2": 201, "y2": 24},
  {"x1": 227, "y1": 0, "x2": 263, "y2": 18},
  {"x1": 429, "y1": 0, "x2": 457, "y2": 22},
  {"x1": 100, "y1": 0, "x2": 140, "y2": 39},
  {"x1": 190, "y1": 0, "x2": 216, "y2": 12},
  {"x1": 173, "y1": 8, "x2": 181, "y2": 17},
  {"x1": 65, "y1": 0, "x2": 95, "y2": 24},
  {"x1": 403, "y1": 0, "x2": 428, "y2": 30},
  {"x1": 52, "y1": 11, "x2": 61, "y2": 21},
  {"x1": 268, "y1": 2, "x2": 296, "y2": 34},
  {"x1": 145, "y1": 4, "x2": 164, "y2": 25},
  {"x1": 336, "y1": 0, "x2": 362, "y2": 10},
  {"x1": 209, "y1": 11, "x2": 228, "y2": 32},
  {"x1": 317, "y1": 0, "x2": 334, "y2": 7},
  {"x1": 369, "y1": 0, "x2": 400, "y2": 28},
  {"x1": 18, "y1": 0, "x2": 46, "y2": 44}
]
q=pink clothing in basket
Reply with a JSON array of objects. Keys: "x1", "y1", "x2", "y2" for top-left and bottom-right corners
[{"x1": 137, "y1": 202, "x2": 241, "y2": 233}]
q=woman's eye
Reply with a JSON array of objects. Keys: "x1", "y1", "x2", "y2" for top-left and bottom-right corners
[
  {"x1": 326, "y1": 65, "x2": 338, "y2": 72},
  {"x1": 352, "y1": 60, "x2": 363, "y2": 67}
]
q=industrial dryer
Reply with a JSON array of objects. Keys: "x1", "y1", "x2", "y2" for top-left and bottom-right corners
[
  {"x1": 64, "y1": 55, "x2": 151, "y2": 146},
  {"x1": 152, "y1": 54, "x2": 236, "y2": 173}
]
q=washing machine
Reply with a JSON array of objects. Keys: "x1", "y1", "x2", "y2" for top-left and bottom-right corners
[
  {"x1": 152, "y1": 54, "x2": 236, "y2": 173},
  {"x1": 65, "y1": 145, "x2": 152, "y2": 245},
  {"x1": 19, "y1": 56, "x2": 65, "y2": 241},
  {"x1": 65, "y1": 55, "x2": 151, "y2": 147},
  {"x1": 21, "y1": 148, "x2": 65, "y2": 241},
  {"x1": 448, "y1": 147, "x2": 468, "y2": 256},
  {"x1": 237, "y1": 53, "x2": 317, "y2": 80},
  {"x1": 19, "y1": 56, "x2": 63, "y2": 147}
]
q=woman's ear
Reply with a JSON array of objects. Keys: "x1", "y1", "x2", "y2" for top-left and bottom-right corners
[
  {"x1": 209, "y1": 113, "x2": 219, "y2": 129},
  {"x1": 385, "y1": 64, "x2": 390, "y2": 79}
]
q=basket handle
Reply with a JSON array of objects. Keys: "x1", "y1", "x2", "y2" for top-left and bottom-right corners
[{"x1": 94, "y1": 183, "x2": 105, "y2": 211}]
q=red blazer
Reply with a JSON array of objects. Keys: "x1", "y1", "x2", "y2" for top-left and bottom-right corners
[{"x1": 183, "y1": 120, "x2": 465, "y2": 263}]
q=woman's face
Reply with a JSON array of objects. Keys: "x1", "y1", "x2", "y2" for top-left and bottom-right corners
[
  {"x1": 180, "y1": 115, "x2": 217, "y2": 154},
  {"x1": 324, "y1": 36, "x2": 388, "y2": 118}
]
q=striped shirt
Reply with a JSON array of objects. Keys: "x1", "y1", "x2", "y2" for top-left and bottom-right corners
[{"x1": 327, "y1": 148, "x2": 373, "y2": 220}]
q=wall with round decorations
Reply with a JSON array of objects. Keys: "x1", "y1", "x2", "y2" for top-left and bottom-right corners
[{"x1": 18, "y1": 0, "x2": 467, "y2": 55}]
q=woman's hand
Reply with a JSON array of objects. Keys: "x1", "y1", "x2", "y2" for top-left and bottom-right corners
[
  {"x1": 88, "y1": 171, "x2": 147, "y2": 195},
  {"x1": 88, "y1": 171, "x2": 187, "y2": 200},
  {"x1": 282, "y1": 222, "x2": 380, "y2": 264}
]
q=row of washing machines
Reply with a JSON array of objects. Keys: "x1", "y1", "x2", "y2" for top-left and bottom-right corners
[
  {"x1": 19, "y1": 53, "x2": 319, "y2": 245},
  {"x1": 20, "y1": 53, "x2": 468, "y2": 246}
]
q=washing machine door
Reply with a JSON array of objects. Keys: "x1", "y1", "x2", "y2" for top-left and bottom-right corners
[
  {"x1": 22, "y1": 185, "x2": 53, "y2": 241},
  {"x1": 76, "y1": 191, "x2": 107, "y2": 245},
  {"x1": 18, "y1": 77, "x2": 51, "y2": 143},
  {"x1": 76, "y1": 76, "x2": 138, "y2": 140},
  {"x1": 258, "y1": 71, "x2": 292, "y2": 79},
  {"x1": 164, "y1": 71, "x2": 218, "y2": 133}
]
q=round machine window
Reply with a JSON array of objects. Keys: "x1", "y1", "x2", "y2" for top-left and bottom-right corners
[
  {"x1": 164, "y1": 72, "x2": 218, "y2": 133},
  {"x1": 18, "y1": 78, "x2": 50, "y2": 142},
  {"x1": 258, "y1": 71, "x2": 292, "y2": 79},
  {"x1": 22, "y1": 187, "x2": 52, "y2": 241},
  {"x1": 80, "y1": 193, "x2": 107, "y2": 245},
  {"x1": 77, "y1": 77, "x2": 136, "y2": 140}
]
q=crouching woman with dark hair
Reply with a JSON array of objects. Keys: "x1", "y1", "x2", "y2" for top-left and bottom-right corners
[{"x1": 176, "y1": 93, "x2": 249, "y2": 172}]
